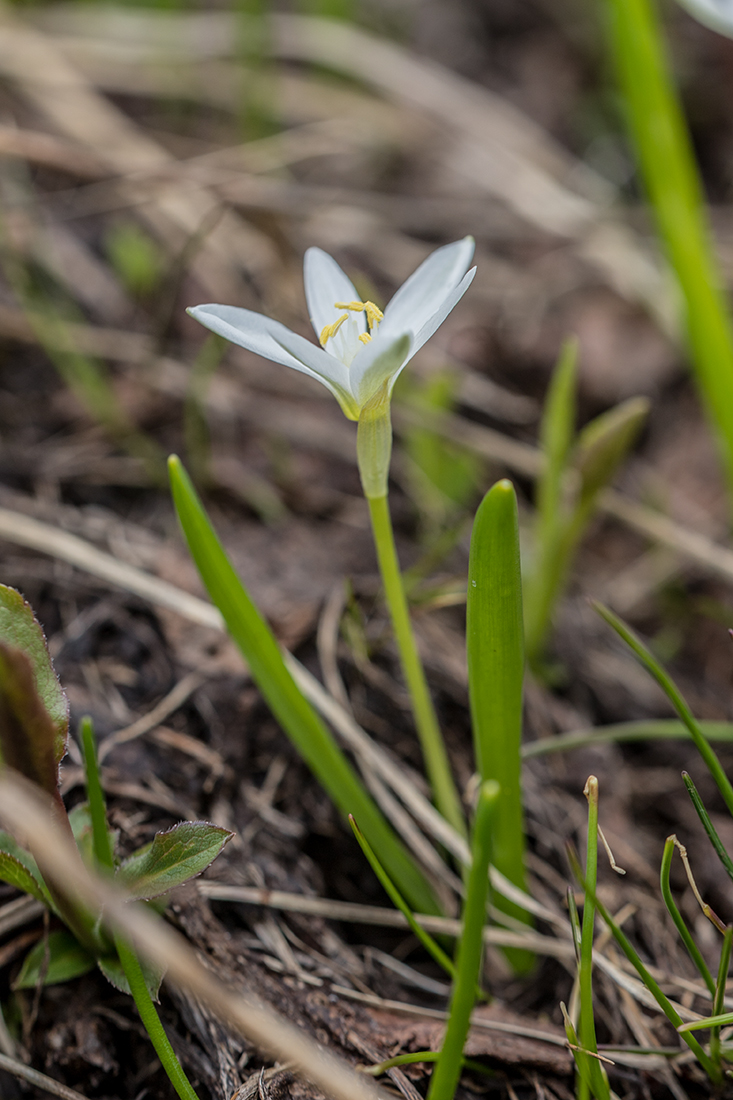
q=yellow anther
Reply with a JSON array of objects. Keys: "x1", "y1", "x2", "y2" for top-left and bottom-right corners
[
  {"x1": 319, "y1": 312, "x2": 349, "y2": 347},
  {"x1": 334, "y1": 300, "x2": 365, "y2": 312},
  {"x1": 334, "y1": 299, "x2": 384, "y2": 331},
  {"x1": 364, "y1": 301, "x2": 384, "y2": 330},
  {"x1": 358, "y1": 332, "x2": 372, "y2": 345}
]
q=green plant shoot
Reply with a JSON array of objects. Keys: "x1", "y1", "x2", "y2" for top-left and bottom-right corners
[{"x1": 467, "y1": 479, "x2": 531, "y2": 970}]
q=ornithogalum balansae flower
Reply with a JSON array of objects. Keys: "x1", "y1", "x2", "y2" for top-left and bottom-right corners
[{"x1": 188, "y1": 237, "x2": 476, "y2": 498}]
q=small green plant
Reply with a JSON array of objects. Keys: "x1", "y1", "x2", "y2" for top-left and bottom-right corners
[
  {"x1": 0, "y1": 583, "x2": 232, "y2": 1100},
  {"x1": 524, "y1": 340, "x2": 649, "y2": 671}
]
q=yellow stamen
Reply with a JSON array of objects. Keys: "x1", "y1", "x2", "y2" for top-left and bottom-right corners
[
  {"x1": 358, "y1": 332, "x2": 372, "y2": 345},
  {"x1": 364, "y1": 301, "x2": 384, "y2": 329},
  {"x1": 334, "y1": 299, "x2": 384, "y2": 332},
  {"x1": 319, "y1": 312, "x2": 349, "y2": 347}
]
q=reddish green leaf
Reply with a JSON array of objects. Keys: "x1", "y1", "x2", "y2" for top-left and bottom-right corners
[
  {"x1": 0, "y1": 829, "x2": 51, "y2": 906},
  {"x1": 14, "y1": 930, "x2": 95, "y2": 989},
  {"x1": 0, "y1": 644, "x2": 67, "y2": 803},
  {"x1": 0, "y1": 586, "x2": 67, "y2": 763},
  {"x1": 116, "y1": 822, "x2": 232, "y2": 900}
]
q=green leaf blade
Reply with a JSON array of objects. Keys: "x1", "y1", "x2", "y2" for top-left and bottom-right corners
[
  {"x1": 168, "y1": 454, "x2": 439, "y2": 916},
  {"x1": 467, "y1": 479, "x2": 531, "y2": 970},
  {"x1": 14, "y1": 930, "x2": 95, "y2": 989},
  {"x1": 0, "y1": 644, "x2": 67, "y2": 804},
  {"x1": 0, "y1": 585, "x2": 68, "y2": 763},
  {"x1": 117, "y1": 822, "x2": 233, "y2": 900}
]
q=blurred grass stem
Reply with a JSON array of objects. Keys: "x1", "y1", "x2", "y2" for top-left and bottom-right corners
[{"x1": 603, "y1": 0, "x2": 733, "y2": 502}]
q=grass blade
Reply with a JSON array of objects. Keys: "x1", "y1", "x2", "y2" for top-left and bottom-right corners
[
  {"x1": 168, "y1": 455, "x2": 438, "y2": 916},
  {"x1": 660, "y1": 834, "x2": 715, "y2": 996},
  {"x1": 349, "y1": 816, "x2": 456, "y2": 981},
  {"x1": 681, "y1": 771, "x2": 733, "y2": 886},
  {"x1": 593, "y1": 602, "x2": 733, "y2": 816},
  {"x1": 601, "y1": 0, "x2": 733, "y2": 498},
  {"x1": 467, "y1": 479, "x2": 531, "y2": 970},
  {"x1": 427, "y1": 780, "x2": 499, "y2": 1100}
]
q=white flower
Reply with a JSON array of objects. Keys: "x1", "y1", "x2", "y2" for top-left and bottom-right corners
[{"x1": 187, "y1": 237, "x2": 476, "y2": 421}]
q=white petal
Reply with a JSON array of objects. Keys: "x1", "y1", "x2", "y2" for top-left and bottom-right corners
[
  {"x1": 404, "y1": 266, "x2": 477, "y2": 364},
  {"x1": 350, "y1": 332, "x2": 411, "y2": 408},
  {"x1": 380, "y1": 237, "x2": 475, "y2": 340},
  {"x1": 188, "y1": 304, "x2": 359, "y2": 417},
  {"x1": 303, "y1": 248, "x2": 366, "y2": 343}
]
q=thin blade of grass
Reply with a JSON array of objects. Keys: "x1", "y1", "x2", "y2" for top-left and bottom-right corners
[
  {"x1": 349, "y1": 815, "x2": 455, "y2": 981},
  {"x1": 681, "y1": 771, "x2": 733, "y2": 886},
  {"x1": 602, "y1": 0, "x2": 733, "y2": 499},
  {"x1": 593, "y1": 602, "x2": 733, "y2": 817},
  {"x1": 168, "y1": 455, "x2": 438, "y2": 916},
  {"x1": 467, "y1": 479, "x2": 531, "y2": 971},
  {"x1": 427, "y1": 781, "x2": 500, "y2": 1100},
  {"x1": 660, "y1": 835, "x2": 715, "y2": 996}
]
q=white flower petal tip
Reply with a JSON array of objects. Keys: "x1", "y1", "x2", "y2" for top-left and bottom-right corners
[
  {"x1": 186, "y1": 238, "x2": 476, "y2": 418},
  {"x1": 674, "y1": 0, "x2": 733, "y2": 35}
]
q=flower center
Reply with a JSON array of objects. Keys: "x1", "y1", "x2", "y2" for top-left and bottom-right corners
[{"x1": 319, "y1": 299, "x2": 384, "y2": 349}]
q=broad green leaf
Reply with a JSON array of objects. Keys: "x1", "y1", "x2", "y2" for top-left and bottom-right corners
[
  {"x1": 0, "y1": 586, "x2": 68, "y2": 763},
  {"x1": 0, "y1": 829, "x2": 52, "y2": 906},
  {"x1": 168, "y1": 454, "x2": 439, "y2": 916},
  {"x1": 467, "y1": 480, "x2": 531, "y2": 973},
  {"x1": 116, "y1": 822, "x2": 232, "y2": 899},
  {"x1": 13, "y1": 931, "x2": 95, "y2": 989},
  {"x1": 98, "y1": 952, "x2": 164, "y2": 1002},
  {"x1": 0, "y1": 645, "x2": 66, "y2": 802}
]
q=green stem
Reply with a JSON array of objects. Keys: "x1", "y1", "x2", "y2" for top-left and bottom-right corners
[
  {"x1": 113, "y1": 935, "x2": 200, "y2": 1100},
  {"x1": 579, "y1": 779, "x2": 610, "y2": 1100},
  {"x1": 81, "y1": 717, "x2": 200, "y2": 1100},
  {"x1": 367, "y1": 493, "x2": 465, "y2": 836},
  {"x1": 710, "y1": 925, "x2": 732, "y2": 1073},
  {"x1": 603, "y1": 0, "x2": 733, "y2": 498},
  {"x1": 427, "y1": 781, "x2": 499, "y2": 1100}
]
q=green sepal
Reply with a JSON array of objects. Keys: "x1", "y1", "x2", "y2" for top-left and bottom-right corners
[{"x1": 13, "y1": 930, "x2": 95, "y2": 989}]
